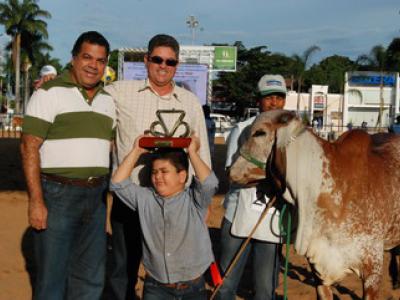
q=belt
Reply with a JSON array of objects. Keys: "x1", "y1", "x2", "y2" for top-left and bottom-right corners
[
  {"x1": 41, "y1": 173, "x2": 107, "y2": 188},
  {"x1": 148, "y1": 275, "x2": 202, "y2": 290}
]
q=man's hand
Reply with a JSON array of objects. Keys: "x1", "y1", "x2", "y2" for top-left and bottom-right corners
[
  {"x1": 21, "y1": 134, "x2": 46, "y2": 230},
  {"x1": 29, "y1": 199, "x2": 48, "y2": 230}
]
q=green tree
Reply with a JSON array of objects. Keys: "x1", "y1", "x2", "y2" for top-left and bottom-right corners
[
  {"x1": 290, "y1": 45, "x2": 321, "y2": 112},
  {"x1": 214, "y1": 42, "x2": 294, "y2": 118},
  {"x1": 0, "y1": 0, "x2": 51, "y2": 113},
  {"x1": 305, "y1": 55, "x2": 355, "y2": 93},
  {"x1": 108, "y1": 49, "x2": 119, "y2": 78},
  {"x1": 386, "y1": 38, "x2": 400, "y2": 71}
]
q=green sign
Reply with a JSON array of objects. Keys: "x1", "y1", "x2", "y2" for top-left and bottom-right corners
[{"x1": 214, "y1": 46, "x2": 237, "y2": 71}]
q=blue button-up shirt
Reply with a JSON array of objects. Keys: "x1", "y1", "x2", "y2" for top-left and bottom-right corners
[{"x1": 110, "y1": 173, "x2": 218, "y2": 283}]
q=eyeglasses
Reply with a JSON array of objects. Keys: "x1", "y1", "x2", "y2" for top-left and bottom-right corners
[{"x1": 148, "y1": 55, "x2": 178, "y2": 67}]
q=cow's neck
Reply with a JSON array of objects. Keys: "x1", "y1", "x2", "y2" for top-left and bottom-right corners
[{"x1": 284, "y1": 130, "x2": 325, "y2": 255}]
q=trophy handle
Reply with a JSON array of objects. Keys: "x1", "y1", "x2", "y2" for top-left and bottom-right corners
[
  {"x1": 170, "y1": 120, "x2": 190, "y2": 138},
  {"x1": 149, "y1": 121, "x2": 167, "y2": 137}
]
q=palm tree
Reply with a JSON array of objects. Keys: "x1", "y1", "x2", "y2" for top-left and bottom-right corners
[
  {"x1": 0, "y1": 0, "x2": 51, "y2": 113},
  {"x1": 291, "y1": 45, "x2": 321, "y2": 113},
  {"x1": 356, "y1": 45, "x2": 388, "y2": 129}
]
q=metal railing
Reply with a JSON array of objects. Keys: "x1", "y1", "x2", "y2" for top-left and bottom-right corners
[
  {"x1": 0, "y1": 113, "x2": 22, "y2": 138},
  {"x1": 310, "y1": 124, "x2": 388, "y2": 141}
]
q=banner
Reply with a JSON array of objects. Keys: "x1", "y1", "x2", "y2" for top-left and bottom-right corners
[{"x1": 213, "y1": 46, "x2": 237, "y2": 71}]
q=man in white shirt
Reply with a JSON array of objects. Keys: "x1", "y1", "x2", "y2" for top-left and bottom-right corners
[{"x1": 216, "y1": 74, "x2": 287, "y2": 300}]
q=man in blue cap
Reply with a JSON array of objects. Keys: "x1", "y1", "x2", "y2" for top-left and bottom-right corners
[{"x1": 216, "y1": 74, "x2": 287, "y2": 300}]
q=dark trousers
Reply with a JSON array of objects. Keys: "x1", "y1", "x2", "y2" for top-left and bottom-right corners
[
  {"x1": 215, "y1": 218, "x2": 280, "y2": 300},
  {"x1": 108, "y1": 195, "x2": 142, "y2": 300}
]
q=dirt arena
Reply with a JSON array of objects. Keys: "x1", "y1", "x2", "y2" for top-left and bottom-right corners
[{"x1": 1, "y1": 137, "x2": 400, "y2": 299}]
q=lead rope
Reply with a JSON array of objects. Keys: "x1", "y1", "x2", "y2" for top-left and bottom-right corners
[{"x1": 210, "y1": 196, "x2": 277, "y2": 300}]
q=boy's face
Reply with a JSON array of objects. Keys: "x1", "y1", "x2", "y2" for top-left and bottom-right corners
[{"x1": 151, "y1": 159, "x2": 187, "y2": 198}]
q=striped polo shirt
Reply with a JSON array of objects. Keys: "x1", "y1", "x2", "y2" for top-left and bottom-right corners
[{"x1": 23, "y1": 70, "x2": 116, "y2": 179}]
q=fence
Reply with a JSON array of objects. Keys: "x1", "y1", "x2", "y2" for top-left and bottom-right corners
[{"x1": 0, "y1": 114, "x2": 22, "y2": 138}]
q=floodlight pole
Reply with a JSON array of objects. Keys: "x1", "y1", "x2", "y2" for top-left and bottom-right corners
[{"x1": 186, "y1": 15, "x2": 199, "y2": 45}]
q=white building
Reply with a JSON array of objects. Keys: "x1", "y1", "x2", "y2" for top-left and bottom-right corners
[
  {"x1": 285, "y1": 86, "x2": 343, "y2": 132},
  {"x1": 284, "y1": 71, "x2": 400, "y2": 136},
  {"x1": 343, "y1": 71, "x2": 400, "y2": 129}
]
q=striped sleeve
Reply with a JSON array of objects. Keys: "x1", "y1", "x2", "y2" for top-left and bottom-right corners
[{"x1": 22, "y1": 89, "x2": 56, "y2": 138}]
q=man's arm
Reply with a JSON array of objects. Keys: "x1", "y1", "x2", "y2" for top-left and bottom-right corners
[
  {"x1": 187, "y1": 135, "x2": 211, "y2": 182},
  {"x1": 20, "y1": 134, "x2": 47, "y2": 230},
  {"x1": 111, "y1": 135, "x2": 147, "y2": 184}
]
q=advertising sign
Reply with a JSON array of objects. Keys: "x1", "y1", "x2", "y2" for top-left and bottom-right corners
[
  {"x1": 314, "y1": 95, "x2": 325, "y2": 109},
  {"x1": 123, "y1": 62, "x2": 208, "y2": 105},
  {"x1": 348, "y1": 72, "x2": 396, "y2": 87},
  {"x1": 213, "y1": 46, "x2": 237, "y2": 71}
]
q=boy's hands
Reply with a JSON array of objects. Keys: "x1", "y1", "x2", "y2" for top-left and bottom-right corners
[
  {"x1": 112, "y1": 134, "x2": 149, "y2": 184},
  {"x1": 186, "y1": 133, "x2": 211, "y2": 182},
  {"x1": 132, "y1": 134, "x2": 149, "y2": 155},
  {"x1": 188, "y1": 133, "x2": 200, "y2": 155}
]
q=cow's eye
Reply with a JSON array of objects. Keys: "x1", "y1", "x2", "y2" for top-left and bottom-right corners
[{"x1": 253, "y1": 130, "x2": 265, "y2": 137}]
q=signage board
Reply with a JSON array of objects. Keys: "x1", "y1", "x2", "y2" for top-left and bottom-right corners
[
  {"x1": 213, "y1": 46, "x2": 237, "y2": 71},
  {"x1": 349, "y1": 73, "x2": 396, "y2": 87}
]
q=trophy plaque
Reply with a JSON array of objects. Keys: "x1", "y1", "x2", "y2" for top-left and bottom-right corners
[{"x1": 139, "y1": 109, "x2": 191, "y2": 149}]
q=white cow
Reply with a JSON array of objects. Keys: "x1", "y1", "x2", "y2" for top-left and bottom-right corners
[{"x1": 229, "y1": 110, "x2": 400, "y2": 299}]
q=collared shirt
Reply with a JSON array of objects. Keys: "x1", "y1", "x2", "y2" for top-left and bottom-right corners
[
  {"x1": 105, "y1": 80, "x2": 211, "y2": 186},
  {"x1": 22, "y1": 70, "x2": 116, "y2": 178},
  {"x1": 110, "y1": 172, "x2": 218, "y2": 283},
  {"x1": 224, "y1": 117, "x2": 255, "y2": 221},
  {"x1": 223, "y1": 116, "x2": 282, "y2": 242}
]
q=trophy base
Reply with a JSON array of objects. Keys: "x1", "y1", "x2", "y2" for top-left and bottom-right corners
[{"x1": 139, "y1": 137, "x2": 191, "y2": 149}]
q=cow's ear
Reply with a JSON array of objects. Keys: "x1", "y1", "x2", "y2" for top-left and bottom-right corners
[{"x1": 278, "y1": 112, "x2": 295, "y2": 124}]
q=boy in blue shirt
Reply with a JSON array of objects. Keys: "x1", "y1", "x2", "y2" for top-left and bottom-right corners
[{"x1": 111, "y1": 135, "x2": 218, "y2": 300}]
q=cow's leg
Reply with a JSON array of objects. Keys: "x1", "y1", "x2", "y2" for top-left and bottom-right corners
[
  {"x1": 307, "y1": 259, "x2": 333, "y2": 300},
  {"x1": 362, "y1": 250, "x2": 383, "y2": 300},
  {"x1": 316, "y1": 284, "x2": 333, "y2": 300}
]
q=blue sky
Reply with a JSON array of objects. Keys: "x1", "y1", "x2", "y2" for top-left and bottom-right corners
[{"x1": 11, "y1": 0, "x2": 400, "y2": 65}]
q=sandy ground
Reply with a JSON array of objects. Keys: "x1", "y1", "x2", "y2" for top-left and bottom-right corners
[{"x1": 1, "y1": 137, "x2": 400, "y2": 299}]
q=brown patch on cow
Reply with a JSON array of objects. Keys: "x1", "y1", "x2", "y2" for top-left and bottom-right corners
[
  {"x1": 317, "y1": 192, "x2": 343, "y2": 220},
  {"x1": 319, "y1": 130, "x2": 400, "y2": 237}
]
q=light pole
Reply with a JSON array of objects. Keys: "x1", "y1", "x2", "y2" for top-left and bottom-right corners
[{"x1": 186, "y1": 15, "x2": 199, "y2": 45}]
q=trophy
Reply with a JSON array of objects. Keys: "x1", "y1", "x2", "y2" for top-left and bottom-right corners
[{"x1": 139, "y1": 109, "x2": 191, "y2": 148}]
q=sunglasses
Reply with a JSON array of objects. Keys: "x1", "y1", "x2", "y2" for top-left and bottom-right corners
[{"x1": 148, "y1": 55, "x2": 178, "y2": 67}]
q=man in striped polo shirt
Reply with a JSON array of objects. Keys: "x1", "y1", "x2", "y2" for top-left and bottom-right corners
[{"x1": 21, "y1": 31, "x2": 116, "y2": 300}]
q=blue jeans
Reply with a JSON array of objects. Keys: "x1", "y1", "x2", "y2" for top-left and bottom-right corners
[
  {"x1": 33, "y1": 178, "x2": 107, "y2": 300},
  {"x1": 108, "y1": 195, "x2": 142, "y2": 300},
  {"x1": 215, "y1": 218, "x2": 280, "y2": 300},
  {"x1": 142, "y1": 276, "x2": 207, "y2": 300}
]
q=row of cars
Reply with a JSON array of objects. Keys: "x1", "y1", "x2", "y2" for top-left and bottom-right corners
[
  {"x1": 210, "y1": 108, "x2": 260, "y2": 134},
  {"x1": 210, "y1": 113, "x2": 235, "y2": 134}
]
